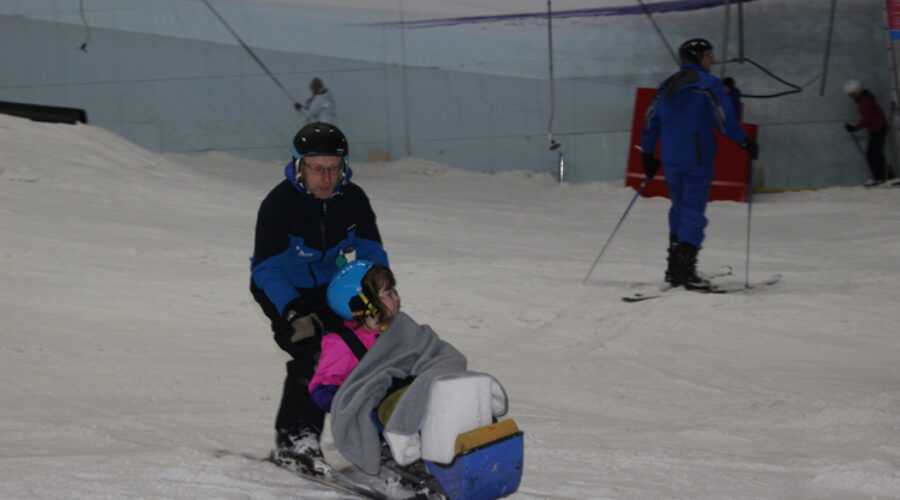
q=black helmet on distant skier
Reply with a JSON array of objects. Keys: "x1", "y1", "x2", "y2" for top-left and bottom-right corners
[{"x1": 679, "y1": 38, "x2": 713, "y2": 65}]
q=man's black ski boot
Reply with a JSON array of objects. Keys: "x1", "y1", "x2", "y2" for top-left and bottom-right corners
[
  {"x1": 272, "y1": 425, "x2": 333, "y2": 477},
  {"x1": 671, "y1": 242, "x2": 711, "y2": 291},
  {"x1": 664, "y1": 234, "x2": 678, "y2": 285}
]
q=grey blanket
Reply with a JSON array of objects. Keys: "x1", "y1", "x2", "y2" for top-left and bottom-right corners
[{"x1": 329, "y1": 312, "x2": 473, "y2": 474}]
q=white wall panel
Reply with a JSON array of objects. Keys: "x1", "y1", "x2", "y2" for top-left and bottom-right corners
[{"x1": 0, "y1": 0, "x2": 890, "y2": 188}]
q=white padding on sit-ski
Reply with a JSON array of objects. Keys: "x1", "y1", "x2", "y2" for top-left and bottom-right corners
[{"x1": 420, "y1": 374, "x2": 493, "y2": 464}]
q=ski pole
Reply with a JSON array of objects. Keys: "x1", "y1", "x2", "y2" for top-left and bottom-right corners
[
  {"x1": 744, "y1": 159, "x2": 754, "y2": 288},
  {"x1": 847, "y1": 129, "x2": 879, "y2": 183},
  {"x1": 847, "y1": 128, "x2": 865, "y2": 156},
  {"x1": 582, "y1": 177, "x2": 650, "y2": 284}
]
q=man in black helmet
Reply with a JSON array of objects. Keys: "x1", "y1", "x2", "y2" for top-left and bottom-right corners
[
  {"x1": 250, "y1": 122, "x2": 389, "y2": 474},
  {"x1": 641, "y1": 38, "x2": 758, "y2": 290}
]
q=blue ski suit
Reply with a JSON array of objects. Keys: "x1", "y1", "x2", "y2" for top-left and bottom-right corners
[{"x1": 641, "y1": 62, "x2": 747, "y2": 247}]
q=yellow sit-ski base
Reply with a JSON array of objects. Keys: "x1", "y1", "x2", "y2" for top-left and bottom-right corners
[{"x1": 454, "y1": 419, "x2": 520, "y2": 456}]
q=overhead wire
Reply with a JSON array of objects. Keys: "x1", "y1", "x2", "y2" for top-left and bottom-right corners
[
  {"x1": 636, "y1": 0, "x2": 679, "y2": 65},
  {"x1": 636, "y1": 0, "x2": 804, "y2": 99},
  {"x1": 200, "y1": 0, "x2": 301, "y2": 110},
  {"x1": 727, "y1": 57, "x2": 802, "y2": 98},
  {"x1": 78, "y1": 0, "x2": 90, "y2": 52},
  {"x1": 723, "y1": 0, "x2": 803, "y2": 98}
]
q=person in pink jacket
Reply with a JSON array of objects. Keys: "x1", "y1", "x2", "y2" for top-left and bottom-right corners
[
  {"x1": 309, "y1": 261, "x2": 400, "y2": 412},
  {"x1": 843, "y1": 79, "x2": 893, "y2": 184}
]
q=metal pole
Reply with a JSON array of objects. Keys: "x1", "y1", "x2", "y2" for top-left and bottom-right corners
[
  {"x1": 547, "y1": 0, "x2": 561, "y2": 155},
  {"x1": 558, "y1": 150, "x2": 565, "y2": 183},
  {"x1": 819, "y1": 0, "x2": 837, "y2": 96},
  {"x1": 744, "y1": 160, "x2": 754, "y2": 288},
  {"x1": 399, "y1": 0, "x2": 412, "y2": 157},
  {"x1": 583, "y1": 178, "x2": 650, "y2": 284},
  {"x1": 737, "y1": 0, "x2": 744, "y2": 61},
  {"x1": 720, "y1": 0, "x2": 731, "y2": 78},
  {"x1": 884, "y1": 0, "x2": 900, "y2": 182}
]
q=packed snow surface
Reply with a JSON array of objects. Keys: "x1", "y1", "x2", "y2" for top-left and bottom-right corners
[{"x1": 2, "y1": 114, "x2": 899, "y2": 499}]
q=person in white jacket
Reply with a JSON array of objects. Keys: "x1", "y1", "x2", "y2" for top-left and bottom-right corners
[{"x1": 295, "y1": 77, "x2": 336, "y2": 125}]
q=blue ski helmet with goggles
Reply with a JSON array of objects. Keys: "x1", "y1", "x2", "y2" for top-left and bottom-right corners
[
  {"x1": 291, "y1": 122, "x2": 349, "y2": 189},
  {"x1": 327, "y1": 260, "x2": 379, "y2": 321}
]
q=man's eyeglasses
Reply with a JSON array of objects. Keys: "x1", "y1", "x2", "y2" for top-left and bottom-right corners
[{"x1": 300, "y1": 161, "x2": 342, "y2": 176}]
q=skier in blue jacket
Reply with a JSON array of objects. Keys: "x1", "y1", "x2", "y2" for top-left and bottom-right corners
[
  {"x1": 640, "y1": 38, "x2": 758, "y2": 289},
  {"x1": 250, "y1": 122, "x2": 389, "y2": 474}
]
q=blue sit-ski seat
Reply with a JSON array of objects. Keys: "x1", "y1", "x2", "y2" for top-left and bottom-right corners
[{"x1": 424, "y1": 419, "x2": 523, "y2": 500}]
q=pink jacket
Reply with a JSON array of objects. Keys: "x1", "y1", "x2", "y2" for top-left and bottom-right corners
[
  {"x1": 854, "y1": 91, "x2": 888, "y2": 132},
  {"x1": 309, "y1": 320, "x2": 380, "y2": 393}
]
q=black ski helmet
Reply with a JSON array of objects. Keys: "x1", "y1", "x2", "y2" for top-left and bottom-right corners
[
  {"x1": 679, "y1": 38, "x2": 713, "y2": 65},
  {"x1": 291, "y1": 122, "x2": 350, "y2": 193},
  {"x1": 292, "y1": 122, "x2": 348, "y2": 159}
]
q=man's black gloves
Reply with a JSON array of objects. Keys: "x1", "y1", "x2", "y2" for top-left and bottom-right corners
[
  {"x1": 294, "y1": 102, "x2": 303, "y2": 111},
  {"x1": 740, "y1": 139, "x2": 759, "y2": 160},
  {"x1": 844, "y1": 123, "x2": 856, "y2": 133},
  {"x1": 641, "y1": 153, "x2": 661, "y2": 179},
  {"x1": 284, "y1": 310, "x2": 324, "y2": 344}
]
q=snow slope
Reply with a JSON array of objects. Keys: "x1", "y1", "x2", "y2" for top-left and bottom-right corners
[{"x1": 2, "y1": 113, "x2": 900, "y2": 499}]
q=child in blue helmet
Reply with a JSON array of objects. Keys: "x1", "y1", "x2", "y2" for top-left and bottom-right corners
[
  {"x1": 308, "y1": 260, "x2": 400, "y2": 412},
  {"x1": 318, "y1": 262, "x2": 509, "y2": 475}
]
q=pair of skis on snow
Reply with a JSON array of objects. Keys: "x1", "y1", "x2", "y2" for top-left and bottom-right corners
[
  {"x1": 214, "y1": 448, "x2": 444, "y2": 500},
  {"x1": 621, "y1": 266, "x2": 782, "y2": 302}
]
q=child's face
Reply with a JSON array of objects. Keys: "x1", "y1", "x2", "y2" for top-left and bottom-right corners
[{"x1": 378, "y1": 285, "x2": 401, "y2": 319}]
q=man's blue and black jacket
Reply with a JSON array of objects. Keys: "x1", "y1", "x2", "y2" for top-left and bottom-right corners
[{"x1": 250, "y1": 165, "x2": 388, "y2": 322}]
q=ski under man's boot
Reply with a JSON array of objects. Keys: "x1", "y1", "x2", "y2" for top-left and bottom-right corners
[
  {"x1": 272, "y1": 426, "x2": 333, "y2": 477},
  {"x1": 670, "y1": 242, "x2": 711, "y2": 291}
]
